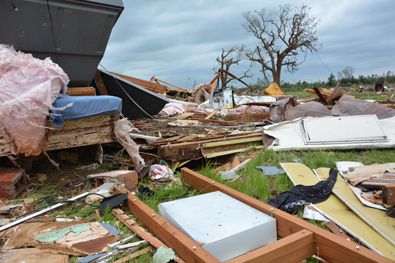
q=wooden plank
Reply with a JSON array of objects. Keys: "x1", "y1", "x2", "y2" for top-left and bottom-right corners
[
  {"x1": 191, "y1": 118, "x2": 239, "y2": 126},
  {"x1": 226, "y1": 112, "x2": 270, "y2": 122},
  {"x1": 313, "y1": 87, "x2": 329, "y2": 105},
  {"x1": 65, "y1": 87, "x2": 96, "y2": 96},
  {"x1": 112, "y1": 208, "x2": 170, "y2": 249},
  {"x1": 382, "y1": 183, "x2": 395, "y2": 206},
  {"x1": 226, "y1": 229, "x2": 314, "y2": 263},
  {"x1": 112, "y1": 246, "x2": 153, "y2": 263},
  {"x1": 180, "y1": 168, "x2": 392, "y2": 263},
  {"x1": 113, "y1": 189, "x2": 221, "y2": 263},
  {"x1": 326, "y1": 83, "x2": 343, "y2": 104},
  {"x1": 174, "y1": 112, "x2": 195, "y2": 120},
  {"x1": 94, "y1": 69, "x2": 109, "y2": 95},
  {"x1": 154, "y1": 78, "x2": 190, "y2": 92},
  {"x1": 205, "y1": 109, "x2": 218, "y2": 120},
  {"x1": 304, "y1": 88, "x2": 330, "y2": 98},
  {"x1": 112, "y1": 72, "x2": 167, "y2": 94}
]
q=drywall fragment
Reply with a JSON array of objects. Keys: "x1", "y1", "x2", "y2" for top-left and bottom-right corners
[{"x1": 34, "y1": 224, "x2": 91, "y2": 242}]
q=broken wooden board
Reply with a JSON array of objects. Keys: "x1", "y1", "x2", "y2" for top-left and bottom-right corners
[
  {"x1": 281, "y1": 163, "x2": 395, "y2": 260},
  {"x1": 157, "y1": 132, "x2": 263, "y2": 161},
  {"x1": 94, "y1": 69, "x2": 109, "y2": 95},
  {"x1": 88, "y1": 170, "x2": 138, "y2": 189},
  {"x1": 181, "y1": 167, "x2": 393, "y2": 263},
  {"x1": 225, "y1": 112, "x2": 270, "y2": 122},
  {"x1": 0, "y1": 248, "x2": 68, "y2": 263},
  {"x1": 174, "y1": 112, "x2": 195, "y2": 120},
  {"x1": 315, "y1": 167, "x2": 395, "y2": 247},
  {"x1": 0, "y1": 115, "x2": 119, "y2": 157},
  {"x1": 111, "y1": 72, "x2": 167, "y2": 94}
]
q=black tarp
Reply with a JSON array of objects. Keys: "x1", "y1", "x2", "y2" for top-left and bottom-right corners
[{"x1": 267, "y1": 168, "x2": 338, "y2": 214}]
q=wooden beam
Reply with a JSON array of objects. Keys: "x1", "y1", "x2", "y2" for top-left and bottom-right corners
[
  {"x1": 382, "y1": 183, "x2": 395, "y2": 206},
  {"x1": 226, "y1": 229, "x2": 314, "y2": 263},
  {"x1": 94, "y1": 69, "x2": 109, "y2": 95},
  {"x1": 313, "y1": 87, "x2": 329, "y2": 105},
  {"x1": 113, "y1": 187, "x2": 221, "y2": 263},
  {"x1": 180, "y1": 168, "x2": 392, "y2": 263}
]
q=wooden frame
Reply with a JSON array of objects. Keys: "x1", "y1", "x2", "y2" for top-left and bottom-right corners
[{"x1": 115, "y1": 168, "x2": 392, "y2": 263}]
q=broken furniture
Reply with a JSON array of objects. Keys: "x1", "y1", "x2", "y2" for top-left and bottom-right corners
[{"x1": 113, "y1": 168, "x2": 391, "y2": 262}]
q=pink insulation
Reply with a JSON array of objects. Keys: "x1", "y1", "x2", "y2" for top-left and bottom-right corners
[
  {"x1": 0, "y1": 45, "x2": 69, "y2": 156},
  {"x1": 219, "y1": 105, "x2": 270, "y2": 116},
  {"x1": 158, "y1": 103, "x2": 185, "y2": 116}
]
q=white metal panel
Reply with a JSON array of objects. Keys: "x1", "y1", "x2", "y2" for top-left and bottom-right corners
[
  {"x1": 263, "y1": 116, "x2": 395, "y2": 151},
  {"x1": 301, "y1": 115, "x2": 387, "y2": 144}
]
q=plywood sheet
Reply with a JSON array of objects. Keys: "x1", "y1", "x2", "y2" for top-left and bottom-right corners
[
  {"x1": 281, "y1": 163, "x2": 395, "y2": 260},
  {"x1": 315, "y1": 167, "x2": 395, "y2": 247}
]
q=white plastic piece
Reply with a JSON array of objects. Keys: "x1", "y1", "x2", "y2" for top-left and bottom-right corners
[{"x1": 159, "y1": 191, "x2": 277, "y2": 262}]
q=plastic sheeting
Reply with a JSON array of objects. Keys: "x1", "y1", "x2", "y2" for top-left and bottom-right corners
[
  {"x1": 331, "y1": 97, "x2": 395, "y2": 119},
  {"x1": 0, "y1": 45, "x2": 69, "y2": 156}
]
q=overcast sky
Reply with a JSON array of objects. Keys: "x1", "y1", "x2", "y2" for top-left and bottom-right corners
[{"x1": 100, "y1": 0, "x2": 395, "y2": 89}]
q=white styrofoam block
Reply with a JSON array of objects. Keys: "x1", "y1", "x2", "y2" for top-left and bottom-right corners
[{"x1": 159, "y1": 191, "x2": 277, "y2": 262}]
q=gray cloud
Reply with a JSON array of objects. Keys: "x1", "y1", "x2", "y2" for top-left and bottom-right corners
[{"x1": 100, "y1": 0, "x2": 395, "y2": 88}]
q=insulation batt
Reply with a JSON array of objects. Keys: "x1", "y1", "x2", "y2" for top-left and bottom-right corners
[
  {"x1": 0, "y1": 45, "x2": 69, "y2": 156},
  {"x1": 114, "y1": 118, "x2": 145, "y2": 173}
]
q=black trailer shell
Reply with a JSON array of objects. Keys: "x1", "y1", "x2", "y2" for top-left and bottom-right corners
[{"x1": 0, "y1": 0, "x2": 123, "y2": 87}]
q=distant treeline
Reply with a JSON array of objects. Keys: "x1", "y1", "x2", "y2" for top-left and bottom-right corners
[{"x1": 244, "y1": 71, "x2": 395, "y2": 92}]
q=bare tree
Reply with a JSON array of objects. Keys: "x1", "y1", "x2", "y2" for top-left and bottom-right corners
[
  {"x1": 243, "y1": 4, "x2": 322, "y2": 85},
  {"x1": 337, "y1": 66, "x2": 355, "y2": 81},
  {"x1": 214, "y1": 45, "x2": 252, "y2": 89}
]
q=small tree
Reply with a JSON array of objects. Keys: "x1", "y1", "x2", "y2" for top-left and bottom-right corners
[
  {"x1": 328, "y1": 73, "x2": 336, "y2": 87},
  {"x1": 214, "y1": 45, "x2": 252, "y2": 89},
  {"x1": 242, "y1": 4, "x2": 322, "y2": 86}
]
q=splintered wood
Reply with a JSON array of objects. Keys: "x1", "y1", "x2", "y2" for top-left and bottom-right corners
[{"x1": 0, "y1": 115, "x2": 119, "y2": 157}]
